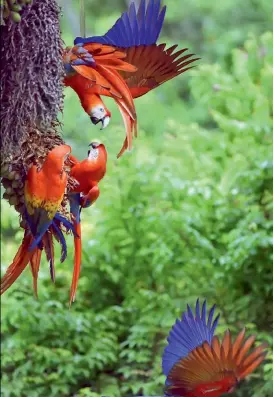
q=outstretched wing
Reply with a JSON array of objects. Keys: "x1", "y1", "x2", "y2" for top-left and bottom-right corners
[
  {"x1": 162, "y1": 299, "x2": 220, "y2": 377},
  {"x1": 119, "y1": 44, "x2": 199, "y2": 98},
  {"x1": 166, "y1": 329, "x2": 267, "y2": 395},
  {"x1": 74, "y1": 0, "x2": 166, "y2": 47},
  {"x1": 73, "y1": 1, "x2": 199, "y2": 98}
]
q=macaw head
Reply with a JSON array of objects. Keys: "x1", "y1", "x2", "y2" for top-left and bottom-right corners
[
  {"x1": 49, "y1": 145, "x2": 71, "y2": 158},
  {"x1": 84, "y1": 142, "x2": 107, "y2": 183},
  {"x1": 44, "y1": 144, "x2": 72, "y2": 169},
  {"x1": 87, "y1": 94, "x2": 111, "y2": 130}
]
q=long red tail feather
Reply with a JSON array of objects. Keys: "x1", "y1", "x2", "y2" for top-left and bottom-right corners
[
  {"x1": 1, "y1": 231, "x2": 33, "y2": 294},
  {"x1": 29, "y1": 248, "x2": 42, "y2": 298},
  {"x1": 116, "y1": 101, "x2": 138, "y2": 158},
  {"x1": 69, "y1": 221, "x2": 82, "y2": 306}
]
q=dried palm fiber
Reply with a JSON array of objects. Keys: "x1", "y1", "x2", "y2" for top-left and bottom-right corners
[
  {"x1": 0, "y1": 0, "x2": 64, "y2": 151},
  {"x1": 0, "y1": 0, "x2": 77, "y2": 221}
]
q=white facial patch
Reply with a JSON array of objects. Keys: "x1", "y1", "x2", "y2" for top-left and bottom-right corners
[
  {"x1": 88, "y1": 148, "x2": 99, "y2": 160},
  {"x1": 91, "y1": 105, "x2": 106, "y2": 119}
]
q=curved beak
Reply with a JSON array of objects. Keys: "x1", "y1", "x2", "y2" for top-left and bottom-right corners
[
  {"x1": 100, "y1": 116, "x2": 110, "y2": 130},
  {"x1": 90, "y1": 116, "x2": 101, "y2": 125}
]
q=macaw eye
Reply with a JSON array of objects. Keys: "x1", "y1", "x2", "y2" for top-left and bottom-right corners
[
  {"x1": 89, "y1": 142, "x2": 100, "y2": 149},
  {"x1": 99, "y1": 107, "x2": 104, "y2": 112}
]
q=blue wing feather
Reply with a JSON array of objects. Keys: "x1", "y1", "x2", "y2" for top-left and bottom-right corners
[
  {"x1": 43, "y1": 232, "x2": 55, "y2": 281},
  {"x1": 26, "y1": 207, "x2": 76, "y2": 257},
  {"x1": 153, "y1": 3, "x2": 165, "y2": 41},
  {"x1": 51, "y1": 221, "x2": 68, "y2": 263},
  {"x1": 151, "y1": 0, "x2": 161, "y2": 38},
  {"x1": 129, "y1": 3, "x2": 139, "y2": 44},
  {"x1": 162, "y1": 299, "x2": 220, "y2": 377},
  {"x1": 52, "y1": 212, "x2": 79, "y2": 262},
  {"x1": 138, "y1": 0, "x2": 147, "y2": 44},
  {"x1": 74, "y1": 0, "x2": 166, "y2": 48},
  {"x1": 145, "y1": 0, "x2": 155, "y2": 42},
  {"x1": 54, "y1": 213, "x2": 77, "y2": 235},
  {"x1": 123, "y1": 11, "x2": 133, "y2": 46},
  {"x1": 69, "y1": 193, "x2": 82, "y2": 224},
  {"x1": 24, "y1": 207, "x2": 53, "y2": 251}
]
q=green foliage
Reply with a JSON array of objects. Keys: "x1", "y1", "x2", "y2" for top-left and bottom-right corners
[{"x1": 1, "y1": 2, "x2": 273, "y2": 396}]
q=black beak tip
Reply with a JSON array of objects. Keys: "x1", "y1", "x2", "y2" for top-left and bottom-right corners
[{"x1": 90, "y1": 116, "x2": 100, "y2": 125}]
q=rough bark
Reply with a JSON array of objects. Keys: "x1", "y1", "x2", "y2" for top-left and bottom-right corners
[
  {"x1": 0, "y1": 0, "x2": 64, "y2": 156},
  {"x1": 0, "y1": 0, "x2": 74, "y2": 218}
]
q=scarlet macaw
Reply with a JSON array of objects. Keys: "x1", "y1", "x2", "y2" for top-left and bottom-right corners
[
  {"x1": 1, "y1": 145, "x2": 75, "y2": 297},
  {"x1": 63, "y1": 44, "x2": 138, "y2": 157},
  {"x1": 163, "y1": 299, "x2": 267, "y2": 397},
  {"x1": 64, "y1": 0, "x2": 199, "y2": 157},
  {"x1": 68, "y1": 142, "x2": 107, "y2": 304}
]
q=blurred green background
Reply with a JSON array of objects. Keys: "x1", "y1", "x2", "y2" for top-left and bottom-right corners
[{"x1": 1, "y1": 0, "x2": 273, "y2": 396}]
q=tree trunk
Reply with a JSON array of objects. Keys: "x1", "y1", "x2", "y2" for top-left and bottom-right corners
[{"x1": 0, "y1": 0, "x2": 66, "y2": 217}]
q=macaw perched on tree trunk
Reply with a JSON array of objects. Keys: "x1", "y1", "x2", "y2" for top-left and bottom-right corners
[
  {"x1": 162, "y1": 299, "x2": 267, "y2": 397},
  {"x1": 68, "y1": 142, "x2": 107, "y2": 305},
  {"x1": 1, "y1": 145, "x2": 76, "y2": 298},
  {"x1": 64, "y1": 0, "x2": 199, "y2": 158}
]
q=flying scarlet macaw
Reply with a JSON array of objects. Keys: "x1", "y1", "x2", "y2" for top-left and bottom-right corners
[
  {"x1": 64, "y1": 0, "x2": 199, "y2": 157},
  {"x1": 162, "y1": 299, "x2": 267, "y2": 397},
  {"x1": 1, "y1": 145, "x2": 75, "y2": 298},
  {"x1": 68, "y1": 142, "x2": 107, "y2": 304}
]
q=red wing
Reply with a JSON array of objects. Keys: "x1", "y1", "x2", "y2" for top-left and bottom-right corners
[
  {"x1": 118, "y1": 44, "x2": 200, "y2": 98},
  {"x1": 166, "y1": 329, "x2": 267, "y2": 394},
  {"x1": 64, "y1": 43, "x2": 137, "y2": 96}
]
